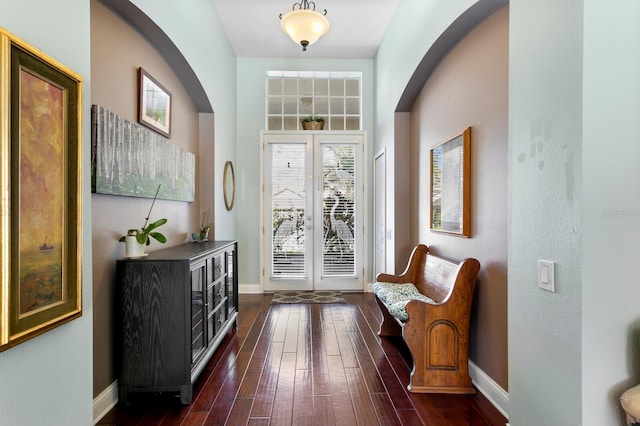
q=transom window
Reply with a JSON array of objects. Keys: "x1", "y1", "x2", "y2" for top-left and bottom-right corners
[{"x1": 266, "y1": 71, "x2": 362, "y2": 131}]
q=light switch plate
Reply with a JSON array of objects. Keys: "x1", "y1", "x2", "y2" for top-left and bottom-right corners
[{"x1": 538, "y1": 260, "x2": 555, "y2": 292}]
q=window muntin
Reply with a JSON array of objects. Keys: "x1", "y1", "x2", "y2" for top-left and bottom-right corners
[{"x1": 266, "y1": 71, "x2": 362, "y2": 131}]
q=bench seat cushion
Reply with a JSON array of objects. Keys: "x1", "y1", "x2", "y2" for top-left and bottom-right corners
[{"x1": 372, "y1": 282, "x2": 436, "y2": 321}]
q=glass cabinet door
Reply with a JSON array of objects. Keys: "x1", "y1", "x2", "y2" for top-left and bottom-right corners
[
  {"x1": 226, "y1": 247, "x2": 236, "y2": 316},
  {"x1": 191, "y1": 262, "x2": 206, "y2": 363}
]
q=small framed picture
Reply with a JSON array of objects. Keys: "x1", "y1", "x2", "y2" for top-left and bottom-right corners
[{"x1": 138, "y1": 67, "x2": 171, "y2": 138}]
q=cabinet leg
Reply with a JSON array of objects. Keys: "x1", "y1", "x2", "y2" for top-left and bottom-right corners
[
  {"x1": 179, "y1": 386, "x2": 192, "y2": 405},
  {"x1": 118, "y1": 386, "x2": 128, "y2": 405}
]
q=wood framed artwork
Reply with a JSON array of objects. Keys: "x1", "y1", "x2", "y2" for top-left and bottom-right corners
[
  {"x1": 138, "y1": 67, "x2": 171, "y2": 138},
  {"x1": 0, "y1": 28, "x2": 83, "y2": 352},
  {"x1": 430, "y1": 127, "x2": 471, "y2": 237}
]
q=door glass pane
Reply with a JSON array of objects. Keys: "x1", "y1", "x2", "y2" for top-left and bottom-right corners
[
  {"x1": 268, "y1": 97, "x2": 282, "y2": 114},
  {"x1": 330, "y1": 79, "x2": 344, "y2": 96},
  {"x1": 268, "y1": 78, "x2": 282, "y2": 95},
  {"x1": 271, "y1": 144, "x2": 306, "y2": 276},
  {"x1": 314, "y1": 78, "x2": 328, "y2": 96},
  {"x1": 283, "y1": 96, "x2": 297, "y2": 114},
  {"x1": 330, "y1": 97, "x2": 344, "y2": 114},
  {"x1": 345, "y1": 79, "x2": 359, "y2": 96},
  {"x1": 300, "y1": 78, "x2": 313, "y2": 96},
  {"x1": 268, "y1": 117, "x2": 282, "y2": 131},
  {"x1": 299, "y1": 97, "x2": 312, "y2": 115},
  {"x1": 283, "y1": 116, "x2": 299, "y2": 130},
  {"x1": 345, "y1": 98, "x2": 359, "y2": 115},
  {"x1": 330, "y1": 117, "x2": 344, "y2": 131},
  {"x1": 346, "y1": 117, "x2": 360, "y2": 131},
  {"x1": 315, "y1": 97, "x2": 328, "y2": 115},
  {"x1": 322, "y1": 145, "x2": 356, "y2": 276},
  {"x1": 284, "y1": 78, "x2": 297, "y2": 95}
]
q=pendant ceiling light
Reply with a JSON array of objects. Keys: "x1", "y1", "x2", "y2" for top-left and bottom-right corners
[{"x1": 279, "y1": 0, "x2": 329, "y2": 52}]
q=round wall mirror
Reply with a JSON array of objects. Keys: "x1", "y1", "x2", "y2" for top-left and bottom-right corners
[{"x1": 223, "y1": 161, "x2": 235, "y2": 211}]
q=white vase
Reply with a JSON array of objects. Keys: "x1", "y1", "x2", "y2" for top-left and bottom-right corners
[{"x1": 125, "y1": 235, "x2": 146, "y2": 258}]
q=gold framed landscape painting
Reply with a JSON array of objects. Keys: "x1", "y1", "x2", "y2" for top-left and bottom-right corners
[{"x1": 0, "y1": 28, "x2": 82, "y2": 352}]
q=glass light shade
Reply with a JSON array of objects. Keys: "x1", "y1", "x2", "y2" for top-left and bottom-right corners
[{"x1": 281, "y1": 9, "x2": 330, "y2": 49}]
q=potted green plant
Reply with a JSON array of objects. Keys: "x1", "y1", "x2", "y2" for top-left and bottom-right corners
[
  {"x1": 192, "y1": 210, "x2": 211, "y2": 242},
  {"x1": 120, "y1": 218, "x2": 168, "y2": 255},
  {"x1": 301, "y1": 115, "x2": 325, "y2": 130},
  {"x1": 119, "y1": 185, "x2": 168, "y2": 257}
]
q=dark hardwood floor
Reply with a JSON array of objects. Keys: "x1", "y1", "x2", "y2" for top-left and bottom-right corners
[{"x1": 98, "y1": 293, "x2": 507, "y2": 425}]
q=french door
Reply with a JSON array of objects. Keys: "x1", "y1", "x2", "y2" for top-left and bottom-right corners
[
  {"x1": 374, "y1": 149, "x2": 386, "y2": 278},
  {"x1": 261, "y1": 132, "x2": 365, "y2": 291}
]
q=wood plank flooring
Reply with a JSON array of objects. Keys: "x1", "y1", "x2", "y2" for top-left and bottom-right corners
[{"x1": 97, "y1": 293, "x2": 507, "y2": 426}]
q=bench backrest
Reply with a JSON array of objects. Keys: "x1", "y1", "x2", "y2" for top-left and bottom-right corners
[{"x1": 415, "y1": 252, "x2": 479, "y2": 304}]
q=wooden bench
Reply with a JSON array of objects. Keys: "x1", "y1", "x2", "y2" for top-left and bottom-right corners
[{"x1": 373, "y1": 244, "x2": 480, "y2": 394}]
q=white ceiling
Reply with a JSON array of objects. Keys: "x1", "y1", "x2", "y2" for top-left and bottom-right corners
[{"x1": 211, "y1": 0, "x2": 399, "y2": 59}]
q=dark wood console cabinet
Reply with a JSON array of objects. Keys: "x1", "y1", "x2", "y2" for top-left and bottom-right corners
[{"x1": 116, "y1": 240, "x2": 238, "y2": 404}]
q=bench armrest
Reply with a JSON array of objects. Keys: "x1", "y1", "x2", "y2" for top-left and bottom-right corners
[
  {"x1": 375, "y1": 273, "x2": 404, "y2": 283},
  {"x1": 374, "y1": 244, "x2": 428, "y2": 284}
]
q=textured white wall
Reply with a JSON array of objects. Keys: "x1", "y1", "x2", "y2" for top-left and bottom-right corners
[
  {"x1": 583, "y1": 0, "x2": 640, "y2": 423},
  {"x1": 508, "y1": 0, "x2": 583, "y2": 424},
  {"x1": 0, "y1": 0, "x2": 94, "y2": 424}
]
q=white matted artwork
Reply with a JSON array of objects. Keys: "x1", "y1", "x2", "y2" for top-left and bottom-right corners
[{"x1": 430, "y1": 127, "x2": 471, "y2": 237}]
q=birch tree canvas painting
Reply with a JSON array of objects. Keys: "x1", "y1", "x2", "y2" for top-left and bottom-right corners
[{"x1": 91, "y1": 105, "x2": 195, "y2": 202}]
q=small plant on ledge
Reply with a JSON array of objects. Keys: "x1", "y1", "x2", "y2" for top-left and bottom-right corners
[
  {"x1": 193, "y1": 210, "x2": 211, "y2": 242},
  {"x1": 301, "y1": 115, "x2": 325, "y2": 130},
  {"x1": 119, "y1": 185, "x2": 167, "y2": 257}
]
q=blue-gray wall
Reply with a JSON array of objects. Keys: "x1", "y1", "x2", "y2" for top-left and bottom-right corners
[
  {"x1": 508, "y1": 0, "x2": 583, "y2": 423},
  {"x1": 583, "y1": 0, "x2": 640, "y2": 423},
  {"x1": 0, "y1": 1, "x2": 94, "y2": 424}
]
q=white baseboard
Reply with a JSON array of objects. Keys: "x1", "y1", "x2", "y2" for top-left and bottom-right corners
[
  {"x1": 240, "y1": 284, "x2": 372, "y2": 294},
  {"x1": 469, "y1": 360, "x2": 509, "y2": 420},
  {"x1": 239, "y1": 283, "x2": 261, "y2": 294},
  {"x1": 93, "y1": 380, "x2": 118, "y2": 425}
]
